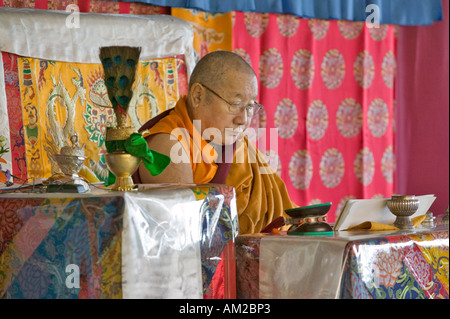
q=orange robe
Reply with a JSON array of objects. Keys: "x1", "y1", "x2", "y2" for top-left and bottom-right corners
[
  {"x1": 141, "y1": 96, "x2": 218, "y2": 184},
  {"x1": 226, "y1": 137, "x2": 297, "y2": 234},
  {"x1": 140, "y1": 96, "x2": 297, "y2": 234}
]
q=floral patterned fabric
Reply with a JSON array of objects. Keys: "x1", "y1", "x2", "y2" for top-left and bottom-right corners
[
  {"x1": 0, "y1": 196, "x2": 124, "y2": 298},
  {"x1": 232, "y1": 13, "x2": 397, "y2": 222},
  {"x1": 0, "y1": 185, "x2": 238, "y2": 299},
  {"x1": 235, "y1": 227, "x2": 449, "y2": 299},
  {"x1": 341, "y1": 229, "x2": 449, "y2": 299}
]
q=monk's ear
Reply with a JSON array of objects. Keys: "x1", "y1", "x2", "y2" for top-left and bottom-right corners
[{"x1": 189, "y1": 83, "x2": 204, "y2": 108}]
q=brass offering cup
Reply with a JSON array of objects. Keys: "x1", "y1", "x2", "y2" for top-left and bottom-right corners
[
  {"x1": 105, "y1": 151, "x2": 141, "y2": 191},
  {"x1": 386, "y1": 195, "x2": 420, "y2": 230}
]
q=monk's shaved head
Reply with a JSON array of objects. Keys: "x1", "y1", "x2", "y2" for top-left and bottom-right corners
[{"x1": 188, "y1": 50, "x2": 256, "y2": 91}]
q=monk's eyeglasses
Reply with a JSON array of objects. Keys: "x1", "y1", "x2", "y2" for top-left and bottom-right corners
[{"x1": 200, "y1": 83, "x2": 263, "y2": 117}]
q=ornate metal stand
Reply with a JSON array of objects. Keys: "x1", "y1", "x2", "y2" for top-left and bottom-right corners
[{"x1": 285, "y1": 203, "x2": 334, "y2": 236}]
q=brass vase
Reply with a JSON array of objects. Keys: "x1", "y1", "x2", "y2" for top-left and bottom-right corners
[
  {"x1": 105, "y1": 113, "x2": 141, "y2": 191},
  {"x1": 105, "y1": 151, "x2": 141, "y2": 191},
  {"x1": 386, "y1": 195, "x2": 420, "y2": 230}
]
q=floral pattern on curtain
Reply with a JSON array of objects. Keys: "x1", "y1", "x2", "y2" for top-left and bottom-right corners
[{"x1": 232, "y1": 12, "x2": 397, "y2": 221}]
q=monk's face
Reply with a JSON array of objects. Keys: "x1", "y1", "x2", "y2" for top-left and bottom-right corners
[{"x1": 196, "y1": 70, "x2": 258, "y2": 145}]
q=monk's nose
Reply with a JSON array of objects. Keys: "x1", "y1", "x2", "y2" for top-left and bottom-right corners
[{"x1": 234, "y1": 109, "x2": 248, "y2": 126}]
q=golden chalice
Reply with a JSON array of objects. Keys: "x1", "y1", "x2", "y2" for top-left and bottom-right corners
[
  {"x1": 104, "y1": 117, "x2": 140, "y2": 191},
  {"x1": 105, "y1": 151, "x2": 141, "y2": 191}
]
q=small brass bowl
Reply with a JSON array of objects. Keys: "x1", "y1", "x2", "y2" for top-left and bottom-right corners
[
  {"x1": 386, "y1": 195, "x2": 420, "y2": 230},
  {"x1": 105, "y1": 151, "x2": 141, "y2": 191}
]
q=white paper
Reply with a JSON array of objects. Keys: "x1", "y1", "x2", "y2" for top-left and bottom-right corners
[{"x1": 334, "y1": 194, "x2": 436, "y2": 231}]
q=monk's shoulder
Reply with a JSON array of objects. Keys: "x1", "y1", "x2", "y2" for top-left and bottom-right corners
[
  {"x1": 146, "y1": 133, "x2": 177, "y2": 154},
  {"x1": 139, "y1": 133, "x2": 193, "y2": 183}
]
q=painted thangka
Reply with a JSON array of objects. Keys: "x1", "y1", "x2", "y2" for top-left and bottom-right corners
[
  {"x1": 233, "y1": 13, "x2": 397, "y2": 221},
  {"x1": 1, "y1": 53, "x2": 188, "y2": 184},
  {"x1": 0, "y1": 1, "x2": 180, "y2": 185}
]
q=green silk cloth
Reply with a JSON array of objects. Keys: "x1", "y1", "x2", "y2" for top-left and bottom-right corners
[{"x1": 105, "y1": 132, "x2": 170, "y2": 186}]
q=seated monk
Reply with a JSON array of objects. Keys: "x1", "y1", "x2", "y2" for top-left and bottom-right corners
[{"x1": 133, "y1": 50, "x2": 297, "y2": 234}]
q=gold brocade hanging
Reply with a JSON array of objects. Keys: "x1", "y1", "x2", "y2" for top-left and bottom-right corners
[
  {"x1": 171, "y1": 8, "x2": 233, "y2": 59},
  {"x1": 17, "y1": 56, "x2": 187, "y2": 182}
]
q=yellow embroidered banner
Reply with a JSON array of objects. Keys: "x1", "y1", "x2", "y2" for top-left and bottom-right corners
[
  {"x1": 171, "y1": 8, "x2": 232, "y2": 59},
  {"x1": 17, "y1": 56, "x2": 188, "y2": 182}
]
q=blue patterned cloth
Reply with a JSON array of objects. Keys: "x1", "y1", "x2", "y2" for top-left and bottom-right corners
[{"x1": 121, "y1": 0, "x2": 443, "y2": 25}]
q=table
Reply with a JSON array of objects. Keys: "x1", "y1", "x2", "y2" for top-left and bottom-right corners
[
  {"x1": 0, "y1": 184, "x2": 238, "y2": 299},
  {"x1": 235, "y1": 225, "x2": 449, "y2": 299}
]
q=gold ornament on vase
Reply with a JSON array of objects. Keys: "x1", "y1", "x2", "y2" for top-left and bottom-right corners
[{"x1": 100, "y1": 46, "x2": 142, "y2": 191}]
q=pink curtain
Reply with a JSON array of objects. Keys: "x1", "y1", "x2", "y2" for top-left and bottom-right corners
[
  {"x1": 395, "y1": 0, "x2": 449, "y2": 217},
  {"x1": 233, "y1": 12, "x2": 397, "y2": 222}
]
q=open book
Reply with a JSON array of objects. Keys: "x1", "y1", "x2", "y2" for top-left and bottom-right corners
[{"x1": 334, "y1": 194, "x2": 436, "y2": 231}]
